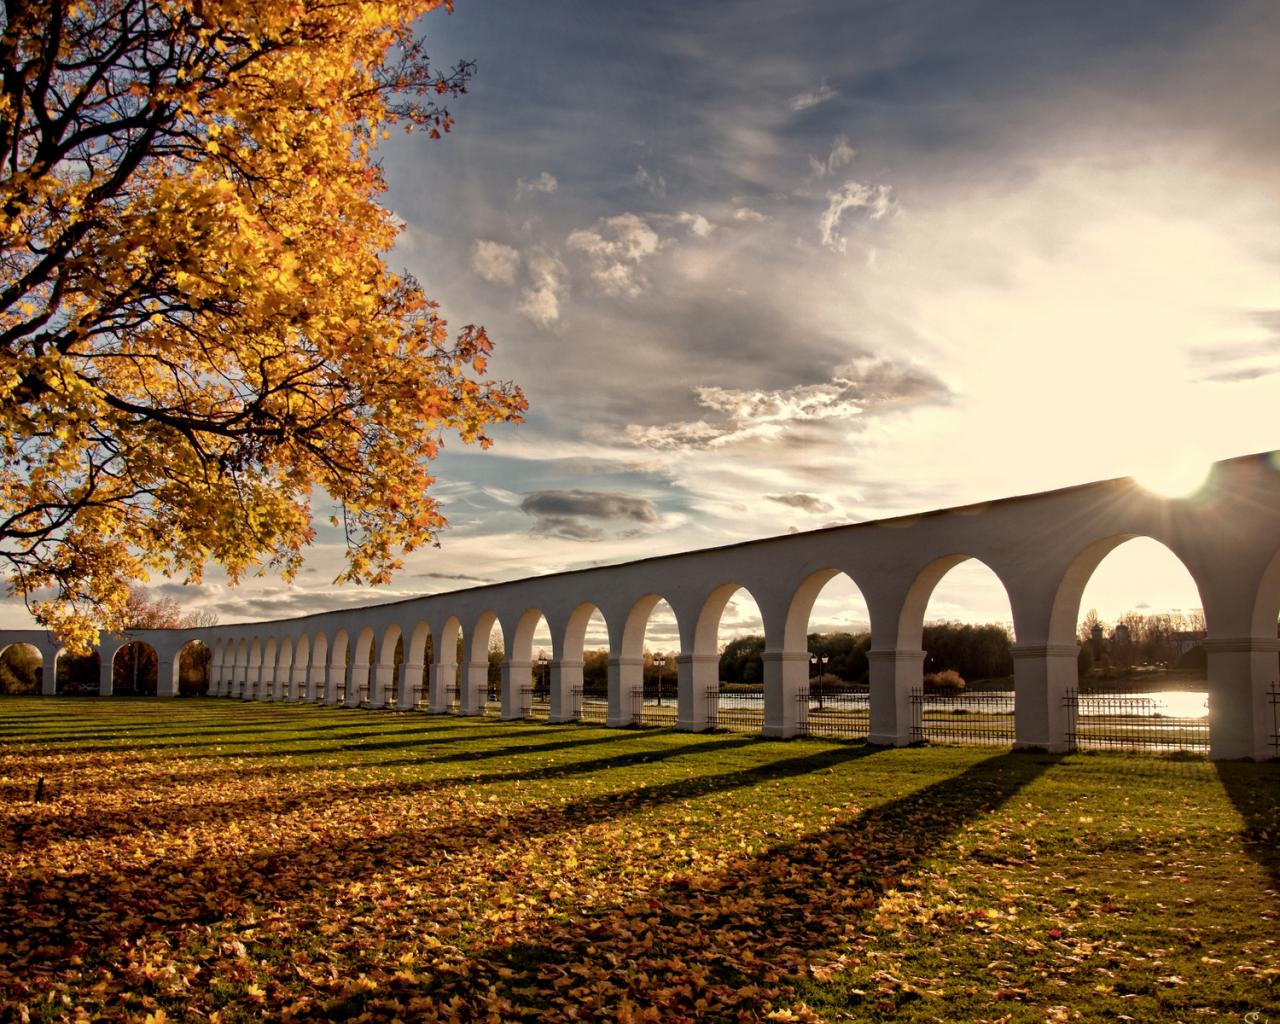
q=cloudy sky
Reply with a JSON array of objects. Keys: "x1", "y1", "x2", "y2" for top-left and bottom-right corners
[{"x1": 8, "y1": 0, "x2": 1280, "y2": 642}]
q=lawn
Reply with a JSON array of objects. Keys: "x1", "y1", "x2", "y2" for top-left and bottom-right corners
[{"x1": 0, "y1": 698, "x2": 1276, "y2": 1023}]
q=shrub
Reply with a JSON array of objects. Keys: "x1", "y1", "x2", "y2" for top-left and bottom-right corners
[{"x1": 923, "y1": 669, "x2": 965, "y2": 693}]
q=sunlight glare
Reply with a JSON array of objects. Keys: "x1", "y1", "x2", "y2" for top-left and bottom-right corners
[{"x1": 1134, "y1": 455, "x2": 1211, "y2": 499}]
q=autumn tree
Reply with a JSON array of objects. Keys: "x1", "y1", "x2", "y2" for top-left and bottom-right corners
[{"x1": 0, "y1": 0, "x2": 525, "y2": 650}]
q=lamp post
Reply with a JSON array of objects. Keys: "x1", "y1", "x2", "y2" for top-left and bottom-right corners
[
  {"x1": 536, "y1": 652, "x2": 549, "y2": 698},
  {"x1": 654, "y1": 654, "x2": 667, "y2": 706}
]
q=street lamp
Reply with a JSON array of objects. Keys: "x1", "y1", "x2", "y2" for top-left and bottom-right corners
[
  {"x1": 654, "y1": 654, "x2": 667, "y2": 706},
  {"x1": 536, "y1": 651, "x2": 549, "y2": 697}
]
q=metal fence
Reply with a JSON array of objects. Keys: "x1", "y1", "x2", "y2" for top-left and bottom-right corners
[
  {"x1": 709, "y1": 688, "x2": 765, "y2": 733},
  {"x1": 800, "y1": 686, "x2": 870, "y2": 740},
  {"x1": 640, "y1": 697, "x2": 677, "y2": 728},
  {"x1": 910, "y1": 689, "x2": 1015, "y2": 747},
  {"x1": 1270, "y1": 682, "x2": 1280, "y2": 758},
  {"x1": 1064, "y1": 690, "x2": 1208, "y2": 754},
  {"x1": 573, "y1": 687, "x2": 609, "y2": 724}
]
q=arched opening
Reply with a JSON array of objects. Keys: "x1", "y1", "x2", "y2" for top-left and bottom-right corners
[
  {"x1": 405, "y1": 621, "x2": 432, "y2": 709},
  {"x1": 247, "y1": 638, "x2": 263, "y2": 700},
  {"x1": 695, "y1": 584, "x2": 764, "y2": 733},
  {"x1": 350, "y1": 626, "x2": 375, "y2": 707},
  {"x1": 288, "y1": 634, "x2": 309, "y2": 702},
  {"x1": 508, "y1": 609, "x2": 551, "y2": 720},
  {"x1": 330, "y1": 630, "x2": 350, "y2": 705},
  {"x1": 786, "y1": 570, "x2": 873, "y2": 739},
  {"x1": 262, "y1": 637, "x2": 279, "y2": 700},
  {"x1": 113, "y1": 641, "x2": 161, "y2": 696},
  {"x1": 56, "y1": 647, "x2": 99, "y2": 695},
  {"x1": 234, "y1": 638, "x2": 250, "y2": 698},
  {"x1": 375, "y1": 624, "x2": 402, "y2": 709},
  {"x1": 460, "y1": 611, "x2": 499, "y2": 716},
  {"x1": 436, "y1": 617, "x2": 463, "y2": 712},
  {"x1": 307, "y1": 633, "x2": 329, "y2": 703},
  {"x1": 178, "y1": 640, "x2": 210, "y2": 696},
  {"x1": 910, "y1": 557, "x2": 1016, "y2": 747},
  {"x1": 562, "y1": 603, "x2": 609, "y2": 724},
  {"x1": 273, "y1": 637, "x2": 293, "y2": 701},
  {"x1": 1067, "y1": 536, "x2": 1209, "y2": 753},
  {"x1": 0, "y1": 643, "x2": 43, "y2": 695},
  {"x1": 615, "y1": 594, "x2": 680, "y2": 727}
]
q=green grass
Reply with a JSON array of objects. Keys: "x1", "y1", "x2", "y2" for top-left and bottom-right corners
[{"x1": 0, "y1": 697, "x2": 1276, "y2": 1022}]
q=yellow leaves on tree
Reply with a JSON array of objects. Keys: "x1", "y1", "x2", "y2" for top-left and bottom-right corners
[{"x1": 0, "y1": 0, "x2": 525, "y2": 649}]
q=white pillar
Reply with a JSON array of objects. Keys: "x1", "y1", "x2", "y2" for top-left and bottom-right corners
[
  {"x1": 156, "y1": 658, "x2": 178, "y2": 698},
  {"x1": 98, "y1": 654, "x2": 114, "y2": 697},
  {"x1": 325, "y1": 661, "x2": 345, "y2": 705},
  {"x1": 290, "y1": 663, "x2": 307, "y2": 701},
  {"x1": 677, "y1": 652, "x2": 717, "y2": 732},
  {"x1": 607, "y1": 655, "x2": 642, "y2": 727},
  {"x1": 548, "y1": 658, "x2": 582, "y2": 723},
  {"x1": 867, "y1": 648, "x2": 925, "y2": 746},
  {"x1": 459, "y1": 660, "x2": 488, "y2": 715},
  {"x1": 344, "y1": 663, "x2": 366, "y2": 707},
  {"x1": 762, "y1": 650, "x2": 809, "y2": 739},
  {"x1": 502, "y1": 660, "x2": 532, "y2": 720},
  {"x1": 429, "y1": 660, "x2": 456, "y2": 713},
  {"x1": 1012, "y1": 643, "x2": 1076, "y2": 753},
  {"x1": 1205, "y1": 636, "x2": 1280, "y2": 761},
  {"x1": 398, "y1": 660, "x2": 424, "y2": 710},
  {"x1": 271, "y1": 665, "x2": 285, "y2": 701},
  {"x1": 371, "y1": 663, "x2": 395, "y2": 710}
]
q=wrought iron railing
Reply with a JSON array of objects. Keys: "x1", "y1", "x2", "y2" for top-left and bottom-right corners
[
  {"x1": 911, "y1": 689, "x2": 1015, "y2": 747},
  {"x1": 573, "y1": 687, "x2": 608, "y2": 724},
  {"x1": 1269, "y1": 682, "x2": 1280, "y2": 758},
  {"x1": 1065, "y1": 689, "x2": 1208, "y2": 754},
  {"x1": 802, "y1": 686, "x2": 870, "y2": 740},
  {"x1": 710, "y1": 687, "x2": 765, "y2": 732}
]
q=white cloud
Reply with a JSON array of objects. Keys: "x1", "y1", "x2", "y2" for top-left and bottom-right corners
[
  {"x1": 567, "y1": 213, "x2": 662, "y2": 297},
  {"x1": 789, "y1": 80, "x2": 837, "y2": 112},
  {"x1": 516, "y1": 170, "x2": 558, "y2": 196},
  {"x1": 819, "y1": 180, "x2": 895, "y2": 253},
  {"x1": 470, "y1": 240, "x2": 521, "y2": 285},
  {"x1": 808, "y1": 134, "x2": 858, "y2": 178},
  {"x1": 519, "y1": 249, "x2": 567, "y2": 326},
  {"x1": 732, "y1": 207, "x2": 769, "y2": 223},
  {"x1": 634, "y1": 165, "x2": 667, "y2": 197},
  {"x1": 626, "y1": 359, "x2": 947, "y2": 452},
  {"x1": 675, "y1": 211, "x2": 715, "y2": 238}
]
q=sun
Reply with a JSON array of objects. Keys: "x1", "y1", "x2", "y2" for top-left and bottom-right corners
[{"x1": 1135, "y1": 456, "x2": 1212, "y2": 498}]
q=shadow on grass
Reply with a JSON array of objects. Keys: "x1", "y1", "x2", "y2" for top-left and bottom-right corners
[
  {"x1": 4, "y1": 728, "x2": 775, "y2": 850},
  {"x1": 457, "y1": 751, "x2": 1062, "y2": 1019},
  {"x1": 1214, "y1": 759, "x2": 1280, "y2": 890}
]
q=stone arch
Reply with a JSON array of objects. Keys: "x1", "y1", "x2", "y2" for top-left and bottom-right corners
[
  {"x1": 1047, "y1": 535, "x2": 1207, "y2": 649},
  {"x1": 247, "y1": 638, "x2": 263, "y2": 700},
  {"x1": 234, "y1": 637, "x2": 250, "y2": 698},
  {"x1": 617, "y1": 594, "x2": 678, "y2": 726},
  {"x1": 178, "y1": 638, "x2": 211, "y2": 697},
  {"x1": 308, "y1": 632, "x2": 329, "y2": 702},
  {"x1": 374, "y1": 623, "x2": 402, "y2": 709},
  {"x1": 433, "y1": 617, "x2": 463, "y2": 712},
  {"x1": 504, "y1": 608, "x2": 549, "y2": 720},
  {"x1": 1250, "y1": 545, "x2": 1280, "y2": 639},
  {"x1": 783, "y1": 569, "x2": 872, "y2": 653},
  {"x1": 556, "y1": 602, "x2": 606, "y2": 723},
  {"x1": 274, "y1": 636, "x2": 294, "y2": 701},
  {"x1": 0, "y1": 642, "x2": 43, "y2": 695},
  {"x1": 896, "y1": 554, "x2": 1018, "y2": 651},
  {"x1": 263, "y1": 636, "x2": 279, "y2": 701},
  {"x1": 287, "y1": 634, "x2": 308, "y2": 701},
  {"x1": 349, "y1": 626, "x2": 376, "y2": 707},
  {"x1": 691, "y1": 583, "x2": 769, "y2": 733},
  {"x1": 403, "y1": 620, "x2": 432, "y2": 709},
  {"x1": 329, "y1": 629, "x2": 350, "y2": 705},
  {"x1": 113, "y1": 640, "x2": 161, "y2": 696},
  {"x1": 461, "y1": 610, "x2": 500, "y2": 716}
]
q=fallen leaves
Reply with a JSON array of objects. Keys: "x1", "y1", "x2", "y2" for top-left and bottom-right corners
[{"x1": 0, "y1": 701, "x2": 1277, "y2": 1022}]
